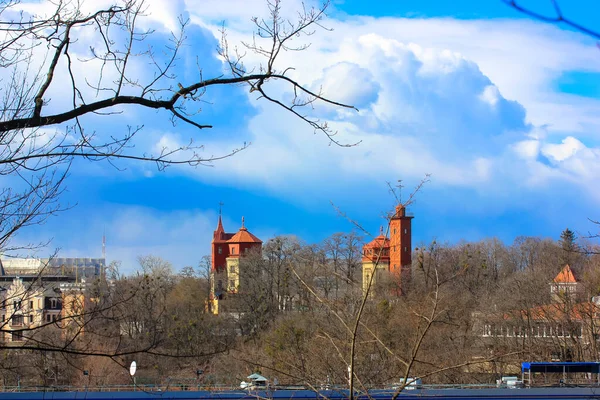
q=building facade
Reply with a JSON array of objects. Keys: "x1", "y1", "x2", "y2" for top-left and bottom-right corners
[
  {"x1": 361, "y1": 204, "x2": 413, "y2": 296},
  {"x1": 209, "y1": 215, "x2": 262, "y2": 314},
  {"x1": 0, "y1": 257, "x2": 104, "y2": 344},
  {"x1": 476, "y1": 265, "x2": 600, "y2": 363}
]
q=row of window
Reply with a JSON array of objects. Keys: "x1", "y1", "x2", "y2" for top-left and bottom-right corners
[
  {"x1": 1, "y1": 313, "x2": 59, "y2": 325},
  {"x1": 482, "y1": 323, "x2": 583, "y2": 339},
  {"x1": 217, "y1": 246, "x2": 252, "y2": 255},
  {"x1": 1, "y1": 298, "x2": 58, "y2": 310},
  {"x1": 363, "y1": 246, "x2": 409, "y2": 256}
]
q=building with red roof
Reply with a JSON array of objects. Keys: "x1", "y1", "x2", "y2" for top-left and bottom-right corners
[
  {"x1": 361, "y1": 204, "x2": 413, "y2": 296},
  {"x1": 209, "y1": 215, "x2": 262, "y2": 314},
  {"x1": 550, "y1": 264, "x2": 579, "y2": 303}
]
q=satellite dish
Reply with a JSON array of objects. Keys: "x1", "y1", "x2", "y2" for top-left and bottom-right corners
[{"x1": 129, "y1": 361, "x2": 137, "y2": 376}]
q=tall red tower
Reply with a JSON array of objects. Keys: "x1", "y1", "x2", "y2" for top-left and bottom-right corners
[
  {"x1": 389, "y1": 204, "x2": 413, "y2": 291},
  {"x1": 211, "y1": 215, "x2": 233, "y2": 273}
]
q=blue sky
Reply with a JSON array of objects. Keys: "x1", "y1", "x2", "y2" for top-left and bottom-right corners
[{"x1": 9, "y1": 0, "x2": 600, "y2": 271}]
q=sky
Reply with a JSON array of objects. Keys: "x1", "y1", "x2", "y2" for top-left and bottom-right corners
[{"x1": 6, "y1": 0, "x2": 600, "y2": 272}]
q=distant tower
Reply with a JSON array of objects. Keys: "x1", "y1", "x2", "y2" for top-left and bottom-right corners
[
  {"x1": 389, "y1": 204, "x2": 413, "y2": 292},
  {"x1": 550, "y1": 264, "x2": 578, "y2": 303},
  {"x1": 209, "y1": 212, "x2": 262, "y2": 314},
  {"x1": 361, "y1": 204, "x2": 414, "y2": 297}
]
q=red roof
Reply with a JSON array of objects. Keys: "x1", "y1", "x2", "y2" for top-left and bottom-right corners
[
  {"x1": 227, "y1": 227, "x2": 262, "y2": 244},
  {"x1": 554, "y1": 264, "x2": 577, "y2": 284},
  {"x1": 364, "y1": 234, "x2": 390, "y2": 249}
]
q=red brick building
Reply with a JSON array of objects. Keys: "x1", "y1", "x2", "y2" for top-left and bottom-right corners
[
  {"x1": 362, "y1": 204, "x2": 413, "y2": 296},
  {"x1": 209, "y1": 215, "x2": 262, "y2": 314}
]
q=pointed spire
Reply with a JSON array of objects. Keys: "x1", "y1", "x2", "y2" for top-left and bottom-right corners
[
  {"x1": 214, "y1": 204, "x2": 225, "y2": 241},
  {"x1": 241, "y1": 216, "x2": 247, "y2": 231}
]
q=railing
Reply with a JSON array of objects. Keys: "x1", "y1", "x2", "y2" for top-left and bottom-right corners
[{"x1": 0, "y1": 384, "x2": 241, "y2": 393}]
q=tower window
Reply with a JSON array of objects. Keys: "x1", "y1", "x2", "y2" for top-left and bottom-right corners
[
  {"x1": 218, "y1": 246, "x2": 222, "y2": 254},
  {"x1": 404, "y1": 247, "x2": 408, "y2": 252},
  {"x1": 231, "y1": 247, "x2": 236, "y2": 255},
  {"x1": 404, "y1": 229, "x2": 407, "y2": 234},
  {"x1": 393, "y1": 229, "x2": 396, "y2": 234},
  {"x1": 230, "y1": 265, "x2": 236, "y2": 273}
]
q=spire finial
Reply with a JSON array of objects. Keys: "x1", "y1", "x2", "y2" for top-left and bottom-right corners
[
  {"x1": 380, "y1": 226, "x2": 384, "y2": 235},
  {"x1": 219, "y1": 201, "x2": 224, "y2": 216},
  {"x1": 241, "y1": 216, "x2": 245, "y2": 229}
]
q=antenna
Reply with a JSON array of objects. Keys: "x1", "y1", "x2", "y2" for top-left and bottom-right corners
[{"x1": 397, "y1": 179, "x2": 404, "y2": 205}]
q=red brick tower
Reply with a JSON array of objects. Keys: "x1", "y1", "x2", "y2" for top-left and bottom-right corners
[
  {"x1": 211, "y1": 214, "x2": 233, "y2": 273},
  {"x1": 389, "y1": 204, "x2": 413, "y2": 292}
]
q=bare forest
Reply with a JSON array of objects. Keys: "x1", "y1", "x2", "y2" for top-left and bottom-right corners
[{"x1": 1, "y1": 229, "x2": 599, "y2": 389}]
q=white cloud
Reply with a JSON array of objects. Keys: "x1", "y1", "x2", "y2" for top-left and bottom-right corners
[{"x1": 159, "y1": 10, "x2": 600, "y2": 205}]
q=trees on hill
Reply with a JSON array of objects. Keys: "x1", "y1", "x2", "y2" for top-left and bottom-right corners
[{"x1": 0, "y1": 228, "x2": 598, "y2": 387}]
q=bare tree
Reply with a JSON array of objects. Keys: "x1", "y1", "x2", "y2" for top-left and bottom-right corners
[
  {"x1": 503, "y1": 0, "x2": 600, "y2": 39},
  {"x1": 0, "y1": 0, "x2": 354, "y2": 254}
]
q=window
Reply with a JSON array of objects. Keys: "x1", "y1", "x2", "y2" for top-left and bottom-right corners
[
  {"x1": 229, "y1": 280, "x2": 235, "y2": 289},
  {"x1": 218, "y1": 246, "x2": 222, "y2": 254},
  {"x1": 404, "y1": 247, "x2": 408, "y2": 252},
  {"x1": 50, "y1": 298, "x2": 57, "y2": 309},
  {"x1": 393, "y1": 229, "x2": 396, "y2": 234},
  {"x1": 244, "y1": 248, "x2": 249, "y2": 253},
  {"x1": 11, "y1": 331, "x2": 23, "y2": 342},
  {"x1": 231, "y1": 247, "x2": 235, "y2": 255},
  {"x1": 1, "y1": 315, "x2": 4, "y2": 321},
  {"x1": 230, "y1": 265, "x2": 236, "y2": 274},
  {"x1": 13, "y1": 300, "x2": 21, "y2": 310},
  {"x1": 29, "y1": 301, "x2": 33, "y2": 309},
  {"x1": 29, "y1": 315, "x2": 33, "y2": 323},
  {"x1": 11, "y1": 315, "x2": 23, "y2": 326},
  {"x1": 46, "y1": 314, "x2": 51, "y2": 323},
  {"x1": 52, "y1": 314, "x2": 57, "y2": 322},
  {"x1": 1, "y1": 300, "x2": 5, "y2": 309},
  {"x1": 404, "y1": 229, "x2": 407, "y2": 234}
]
